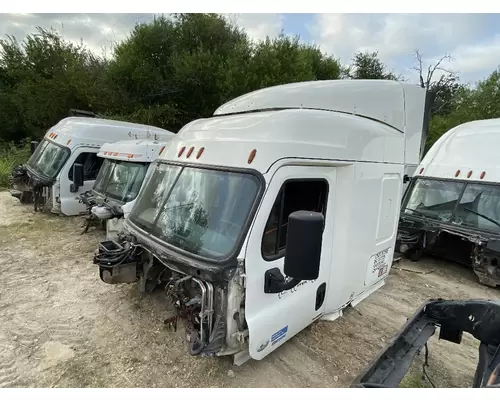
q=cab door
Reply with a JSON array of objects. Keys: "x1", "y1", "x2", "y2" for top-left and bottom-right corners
[
  {"x1": 59, "y1": 147, "x2": 103, "y2": 216},
  {"x1": 244, "y1": 165, "x2": 336, "y2": 360}
]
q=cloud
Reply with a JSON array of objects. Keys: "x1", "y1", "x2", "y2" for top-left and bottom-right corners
[
  {"x1": 308, "y1": 13, "x2": 498, "y2": 84},
  {"x1": 0, "y1": 13, "x2": 158, "y2": 57},
  {"x1": 1, "y1": 13, "x2": 498, "y2": 84},
  {"x1": 225, "y1": 13, "x2": 284, "y2": 41},
  {"x1": 447, "y1": 35, "x2": 500, "y2": 84},
  {"x1": 0, "y1": 13, "x2": 285, "y2": 59}
]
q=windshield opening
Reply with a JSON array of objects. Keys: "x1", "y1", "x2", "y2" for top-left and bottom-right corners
[
  {"x1": 403, "y1": 178, "x2": 500, "y2": 233},
  {"x1": 129, "y1": 163, "x2": 261, "y2": 260},
  {"x1": 27, "y1": 139, "x2": 70, "y2": 179},
  {"x1": 93, "y1": 159, "x2": 149, "y2": 203},
  {"x1": 453, "y1": 184, "x2": 500, "y2": 232}
]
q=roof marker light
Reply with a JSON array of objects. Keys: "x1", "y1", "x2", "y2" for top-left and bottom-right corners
[
  {"x1": 196, "y1": 147, "x2": 205, "y2": 159},
  {"x1": 248, "y1": 149, "x2": 257, "y2": 164},
  {"x1": 178, "y1": 146, "x2": 186, "y2": 157},
  {"x1": 127, "y1": 154, "x2": 134, "y2": 159},
  {"x1": 186, "y1": 146, "x2": 194, "y2": 158},
  {"x1": 467, "y1": 171, "x2": 473, "y2": 178},
  {"x1": 66, "y1": 139, "x2": 72, "y2": 145},
  {"x1": 159, "y1": 146, "x2": 166, "y2": 155},
  {"x1": 113, "y1": 152, "x2": 118, "y2": 156},
  {"x1": 480, "y1": 171, "x2": 486, "y2": 179},
  {"x1": 455, "y1": 170, "x2": 460, "y2": 177},
  {"x1": 419, "y1": 167, "x2": 424, "y2": 174}
]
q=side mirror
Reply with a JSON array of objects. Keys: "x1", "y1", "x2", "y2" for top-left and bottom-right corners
[
  {"x1": 284, "y1": 211, "x2": 324, "y2": 280},
  {"x1": 30, "y1": 141, "x2": 39, "y2": 155},
  {"x1": 70, "y1": 163, "x2": 84, "y2": 193},
  {"x1": 264, "y1": 211, "x2": 324, "y2": 294},
  {"x1": 403, "y1": 174, "x2": 410, "y2": 184}
]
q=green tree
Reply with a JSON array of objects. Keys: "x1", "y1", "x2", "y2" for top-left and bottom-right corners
[
  {"x1": 412, "y1": 50, "x2": 463, "y2": 118},
  {"x1": 247, "y1": 34, "x2": 341, "y2": 90},
  {"x1": 105, "y1": 14, "x2": 342, "y2": 131},
  {"x1": 0, "y1": 27, "x2": 109, "y2": 141},
  {"x1": 426, "y1": 68, "x2": 500, "y2": 151},
  {"x1": 345, "y1": 50, "x2": 401, "y2": 80}
]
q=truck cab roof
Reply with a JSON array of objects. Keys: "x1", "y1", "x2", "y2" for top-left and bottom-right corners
[
  {"x1": 159, "y1": 80, "x2": 427, "y2": 174},
  {"x1": 415, "y1": 118, "x2": 500, "y2": 183},
  {"x1": 44, "y1": 117, "x2": 175, "y2": 150},
  {"x1": 98, "y1": 138, "x2": 175, "y2": 163}
]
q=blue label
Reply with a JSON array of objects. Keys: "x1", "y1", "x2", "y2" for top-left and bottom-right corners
[{"x1": 271, "y1": 325, "x2": 288, "y2": 346}]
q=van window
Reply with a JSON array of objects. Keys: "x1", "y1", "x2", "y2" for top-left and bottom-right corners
[
  {"x1": 68, "y1": 152, "x2": 104, "y2": 181},
  {"x1": 261, "y1": 180, "x2": 328, "y2": 259}
]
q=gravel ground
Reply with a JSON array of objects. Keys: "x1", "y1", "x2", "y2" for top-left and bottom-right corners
[{"x1": 0, "y1": 190, "x2": 498, "y2": 388}]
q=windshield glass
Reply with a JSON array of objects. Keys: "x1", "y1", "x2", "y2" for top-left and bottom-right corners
[
  {"x1": 129, "y1": 163, "x2": 261, "y2": 260},
  {"x1": 403, "y1": 178, "x2": 465, "y2": 222},
  {"x1": 93, "y1": 159, "x2": 148, "y2": 203},
  {"x1": 27, "y1": 139, "x2": 70, "y2": 178},
  {"x1": 452, "y1": 183, "x2": 500, "y2": 232}
]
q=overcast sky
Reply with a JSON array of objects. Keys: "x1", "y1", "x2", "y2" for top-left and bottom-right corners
[{"x1": 1, "y1": 13, "x2": 499, "y2": 85}]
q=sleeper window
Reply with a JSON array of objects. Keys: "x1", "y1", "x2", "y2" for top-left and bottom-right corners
[{"x1": 262, "y1": 180, "x2": 328, "y2": 259}]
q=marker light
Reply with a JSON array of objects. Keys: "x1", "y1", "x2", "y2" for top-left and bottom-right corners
[
  {"x1": 248, "y1": 149, "x2": 257, "y2": 164},
  {"x1": 196, "y1": 147, "x2": 205, "y2": 159}
]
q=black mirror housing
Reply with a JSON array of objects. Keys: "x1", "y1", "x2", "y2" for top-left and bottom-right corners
[
  {"x1": 30, "y1": 141, "x2": 39, "y2": 155},
  {"x1": 284, "y1": 210, "x2": 324, "y2": 281},
  {"x1": 70, "y1": 163, "x2": 84, "y2": 192}
]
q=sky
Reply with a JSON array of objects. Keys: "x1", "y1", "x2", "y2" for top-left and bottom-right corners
[{"x1": 1, "y1": 13, "x2": 499, "y2": 85}]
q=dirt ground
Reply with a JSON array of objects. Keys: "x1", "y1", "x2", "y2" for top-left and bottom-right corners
[{"x1": 0, "y1": 190, "x2": 499, "y2": 388}]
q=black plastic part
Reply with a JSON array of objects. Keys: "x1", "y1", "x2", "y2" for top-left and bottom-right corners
[
  {"x1": 30, "y1": 141, "x2": 39, "y2": 155},
  {"x1": 352, "y1": 299, "x2": 500, "y2": 388},
  {"x1": 439, "y1": 327, "x2": 462, "y2": 344},
  {"x1": 473, "y1": 343, "x2": 500, "y2": 388},
  {"x1": 68, "y1": 109, "x2": 96, "y2": 118},
  {"x1": 351, "y1": 301, "x2": 436, "y2": 388},
  {"x1": 70, "y1": 163, "x2": 84, "y2": 192},
  {"x1": 283, "y1": 210, "x2": 324, "y2": 281},
  {"x1": 315, "y1": 282, "x2": 326, "y2": 311},
  {"x1": 264, "y1": 267, "x2": 300, "y2": 294}
]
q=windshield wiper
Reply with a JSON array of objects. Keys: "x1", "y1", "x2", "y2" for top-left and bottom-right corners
[
  {"x1": 402, "y1": 207, "x2": 430, "y2": 219},
  {"x1": 464, "y1": 208, "x2": 500, "y2": 229}
]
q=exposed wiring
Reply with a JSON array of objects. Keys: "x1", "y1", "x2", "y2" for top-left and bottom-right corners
[
  {"x1": 422, "y1": 343, "x2": 436, "y2": 388},
  {"x1": 94, "y1": 241, "x2": 143, "y2": 268}
]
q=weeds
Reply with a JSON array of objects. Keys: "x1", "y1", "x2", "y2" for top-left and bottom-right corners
[{"x1": 0, "y1": 139, "x2": 31, "y2": 188}]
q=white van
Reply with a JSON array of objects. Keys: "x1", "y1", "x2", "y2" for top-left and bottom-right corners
[
  {"x1": 93, "y1": 80, "x2": 427, "y2": 365},
  {"x1": 398, "y1": 118, "x2": 500, "y2": 287},
  {"x1": 10, "y1": 117, "x2": 173, "y2": 216},
  {"x1": 81, "y1": 137, "x2": 175, "y2": 239}
]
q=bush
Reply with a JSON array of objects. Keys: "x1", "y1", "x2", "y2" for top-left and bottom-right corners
[{"x1": 0, "y1": 139, "x2": 31, "y2": 188}]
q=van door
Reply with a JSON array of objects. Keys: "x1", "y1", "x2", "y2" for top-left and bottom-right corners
[
  {"x1": 59, "y1": 147, "x2": 104, "y2": 216},
  {"x1": 244, "y1": 165, "x2": 336, "y2": 360}
]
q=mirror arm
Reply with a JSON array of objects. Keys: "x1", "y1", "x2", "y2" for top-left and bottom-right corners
[{"x1": 264, "y1": 267, "x2": 301, "y2": 294}]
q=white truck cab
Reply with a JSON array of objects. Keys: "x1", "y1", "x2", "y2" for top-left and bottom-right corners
[
  {"x1": 81, "y1": 136, "x2": 175, "y2": 239},
  {"x1": 93, "y1": 80, "x2": 427, "y2": 364},
  {"x1": 398, "y1": 118, "x2": 500, "y2": 286},
  {"x1": 10, "y1": 117, "x2": 173, "y2": 216}
]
